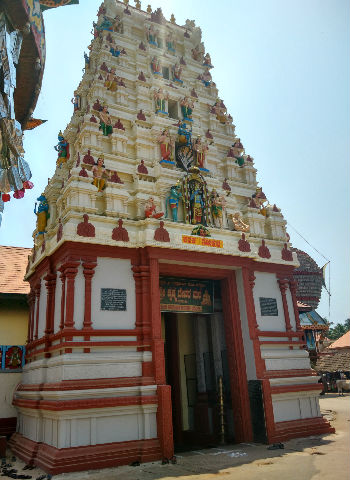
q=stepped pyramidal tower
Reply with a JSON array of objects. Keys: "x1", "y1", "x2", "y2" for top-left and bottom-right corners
[{"x1": 11, "y1": 0, "x2": 333, "y2": 474}]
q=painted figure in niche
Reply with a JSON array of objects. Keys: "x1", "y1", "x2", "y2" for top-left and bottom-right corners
[
  {"x1": 98, "y1": 105, "x2": 113, "y2": 137},
  {"x1": 157, "y1": 128, "x2": 173, "y2": 162},
  {"x1": 172, "y1": 64, "x2": 183, "y2": 83},
  {"x1": 201, "y1": 68, "x2": 212, "y2": 87},
  {"x1": 154, "y1": 88, "x2": 168, "y2": 113},
  {"x1": 212, "y1": 99, "x2": 227, "y2": 124},
  {"x1": 192, "y1": 44, "x2": 204, "y2": 61},
  {"x1": 92, "y1": 155, "x2": 108, "y2": 192},
  {"x1": 5, "y1": 346, "x2": 22, "y2": 369},
  {"x1": 210, "y1": 189, "x2": 226, "y2": 228},
  {"x1": 193, "y1": 136, "x2": 208, "y2": 169},
  {"x1": 54, "y1": 131, "x2": 69, "y2": 167},
  {"x1": 145, "y1": 197, "x2": 164, "y2": 219},
  {"x1": 252, "y1": 187, "x2": 268, "y2": 216},
  {"x1": 151, "y1": 56, "x2": 161, "y2": 74},
  {"x1": 71, "y1": 91, "x2": 80, "y2": 111},
  {"x1": 190, "y1": 181, "x2": 205, "y2": 225},
  {"x1": 166, "y1": 183, "x2": 182, "y2": 222},
  {"x1": 203, "y1": 53, "x2": 213, "y2": 68},
  {"x1": 146, "y1": 25, "x2": 158, "y2": 46},
  {"x1": 231, "y1": 139, "x2": 245, "y2": 166},
  {"x1": 104, "y1": 68, "x2": 118, "y2": 92},
  {"x1": 180, "y1": 96, "x2": 194, "y2": 121},
  {"x1": 34, "y1": 194, "x2": 50, "y2": 235},
  {"x1": 113, "y1": 15, "x2": 123, "y2": 33},
  {"x1": 177, "y1": 122, "x2": 192, "y2": 146},
  {"x1": 166, "y1": 31, "x2": 175, "y2": 52}
]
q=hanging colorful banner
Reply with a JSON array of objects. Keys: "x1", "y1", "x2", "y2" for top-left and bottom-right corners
[{"x1": 160, "y1": 277, "x2": 214, "y2": 314}]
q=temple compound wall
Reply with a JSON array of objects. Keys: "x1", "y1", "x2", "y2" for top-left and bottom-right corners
[{"x1": 10, "y1": 0, "x2": 333, "y2": 474}]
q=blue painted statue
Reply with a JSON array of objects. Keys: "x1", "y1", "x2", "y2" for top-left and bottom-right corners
[
  {"x1": 34, "y1": 194, "x2": 50, "y2": 235},
  {"x1": 54, "y1": 131, "x2": 69, "y2": 167},
  {"x1": 177, "y1": 122, "x2": 192, "y2": 146},
  {"x1": 166, "y1": 184, "x2": 182, "y2": 222}
]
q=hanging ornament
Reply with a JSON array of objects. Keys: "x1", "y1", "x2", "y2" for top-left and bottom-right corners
[
  {"x1": 2, "y1": 193, "x2": 11, "y2": 202},
  {"x1": 17, "y1": 157, "x2": 32, "y2": 182},
  {"x1": 13, "y1": 188, "x2": 25, "y2": 199},
  {"x1": 23, "y1": 180, "x2": 34, "y2": 189},
  {"x1": 7, "y1": 165, "x2": 24, "y2": 191}
]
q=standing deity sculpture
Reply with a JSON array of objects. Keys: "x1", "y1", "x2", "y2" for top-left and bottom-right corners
[
  {"x1": 191, "y1": 44, "x2": 204, "y2": 61},
  {"x1": 182, "y1": 167, "x2": 210, "y2": 225},
  {"x1": 172, "y1": 64, "x2": 183, "y2": 83},
  {"x1": 210, "y1": 189, "x2": 226, "y2": 228},
  {"x1": 71, "y1": 91, "x2": 80, "y2": 112},
  {"x1": 146, "y1": 25, "x2": 158, "y2": 46},
  {"x1": 166, "y1": 183, "x2": 182, "y2": 222},
  {"x1": 98, "y1": 105, "x2": 113, "y2": 137},
  {"x1": 54, "y1": 131, "x2": 69, "y2": 167},
  {"x1": 104, "y1": 67, "x2": 118, "y2": 91},
  {"x1": 154, "y1": 88, "x2": 169, "y2": 113},
  {"x1": 231, "y1": 139, "x2": 245, "y2": 166},
  {"x1": 113, "y1": 15, "x2": 123, "y2": 33},
  {"x1": 166, "y1": 31, "x2": 175, "y2": 52},
  {"x1": 151, "y1": 56, "x2": 162, "y2": 74},
  {"x1": 180, "y1": 96, "x2": 194, "y2": 121},
  {"x1": 203, "y1": 53, "x2": 213, "y2": 68},
  {"x1": 92, "y1": 156, "x2": 108, "y2": 192},
  {"x1": 193, "y1": 136, "x2": 208, "y2": 170},
  {"x1": 201, "y1": 68, "x2": 212, "y2": 87},
  {"x1": 157, "y1": 128, "x2": 173, "y2": 162},
  {"x1": 251, "y1": 187, "x2": 268, "y2": 216},
  {"x1": 212, "y1": 99, "x2": 228, "y2": 124},
  {"x1": 34, "y1": 194, "x2": 49, "y2": 235}
]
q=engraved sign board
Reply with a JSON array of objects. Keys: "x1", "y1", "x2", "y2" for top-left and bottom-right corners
[
  {"x1": 160, "y1": 277, "x2": 214, "y2": 314},
  {"x1": 259, "y1": 297, "x2": 278, "y2": 316},
  {"x1": 101, "y1": 288, "x2": 127, "y2": 311}
]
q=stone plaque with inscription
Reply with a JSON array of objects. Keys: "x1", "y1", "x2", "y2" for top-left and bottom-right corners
[
  {"x1": 101, "y1": 288, "x2": 127, "y2": 311},
  {"x1": 259, "y1": 297, "x2": 278, "y2": 316}
]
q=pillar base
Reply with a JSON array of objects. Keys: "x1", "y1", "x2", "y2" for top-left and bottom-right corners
[{"x1": 269, "y1": 416, "x2": 335, "y2": 443}]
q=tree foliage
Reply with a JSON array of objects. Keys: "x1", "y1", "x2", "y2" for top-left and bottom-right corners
[{"x1": 326, "y1": 318, "x2": 350, "y2": 340}]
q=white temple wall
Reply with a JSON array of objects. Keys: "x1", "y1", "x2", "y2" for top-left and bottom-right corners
[
  {"x1": 37, "y1": 277, "x2": 47, "y2": 338},
  {"x1": 91, "y1": 258, "x2": 136, "y2": 330},
  {"x1": 272, "y1": 392, "x2": 321, "y2": 423},
  {"x1": 235, "y1": 270, "x2": 257, "y2": 380},
  {"x1": 17, "y1": 404, "x2": 157, "y2": 448},
  {"x1": 253, "y1": 272, "x2": 285, "y2": 332}
]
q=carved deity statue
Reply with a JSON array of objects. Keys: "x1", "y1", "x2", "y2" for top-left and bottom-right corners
[
  {"x1": 210, "y1": 189, "x2": 226, "y2": 228},
  {"x1": 145, "y1": 197, "x2": 164, "y2": 219},
  {"x1": 104, "y1": 67, "x2": 118, "y2": 91},
  {"x1": 173, "y1": 63, "x2": 183, "y2": 83},
  {"x1": 54, "y1": 130, "x2": 69, "y2": 167},
  {"x1": 180, "y1": 96, "x2": 194, "y2": 121},
  {"x1": 201, "y1": 68, "x2": 212, "y2": 87},
  {"x1": 166, "y1": 31, "x2": 175, "y2": 52},
  {"x1": 98, "y1": 105, "x2": 113, "y2": 137},
  {"x1": 231, "y1": 212, "x2": 250, "y2": 232},
  {"x1": 203, "y1": 53, "x2": 213, "y2": 68},
  {"x1": 157, "y1": 129, "x2": 173, "y2": 162},
  {"x1": 212, "y1": 99, "x2": 228, "y2": 124},
  {"x1": 34, "y1": 194, "x2": 49, "y2": 235},
  {"x1": 154, "y1": 88, "x2": 168, "y2": 113},
  {"x1": 92, "y1": 156, "x2": 108, "y2": 192},
  {"x1": 193, "y1": 136, "x2": 208, "y2": 169},
  {"x1": 151, "y1": 56, "x2": 161, "y2": 74},
  {"x1": 146, "y1": 25, "x2": 158, "y2": 46},
  {"x1": 166, "y1": 183, "x2": 182, "y2": 222}
]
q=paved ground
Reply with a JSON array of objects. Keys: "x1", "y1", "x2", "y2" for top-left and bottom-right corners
[{"x1": 4, "y1": 393, "x2": 349, "y2": 480}]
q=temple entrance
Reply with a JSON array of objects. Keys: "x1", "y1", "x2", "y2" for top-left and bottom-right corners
[{"x1": 161, "y1": 281, "x2": 236, "y2": 451}]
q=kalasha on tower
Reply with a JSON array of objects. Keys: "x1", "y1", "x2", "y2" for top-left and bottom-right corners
[{"x1": 11, "y1": 1, "x2": 333, "y2": 474}]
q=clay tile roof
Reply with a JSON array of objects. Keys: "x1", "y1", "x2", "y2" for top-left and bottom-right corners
[
  {"x1": 329, "y1": 331, "x2": 350, "y2": 349},
  {"x1": 0, "y1": 246, "x2": 31, "y2": 295},
  {"x1": 315, "y1": 349, "x2": 350, "y2": 373}
]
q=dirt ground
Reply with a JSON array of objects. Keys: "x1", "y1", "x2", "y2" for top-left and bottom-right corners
[{"x1": 5, "y1": 393, "x2": 349, "y2": 480}]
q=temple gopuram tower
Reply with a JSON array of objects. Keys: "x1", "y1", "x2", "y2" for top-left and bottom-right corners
[{"x1": 11, "y1": 0, "x2": 333, "y2": 474}]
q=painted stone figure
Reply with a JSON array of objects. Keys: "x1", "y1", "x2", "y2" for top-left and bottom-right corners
[
  {"x1": 144, "y1": 197, "x2": 164, "y2": 219},
  {"x1": 104, "y1": 68, "x2": 118, "y2": 92},
  {"x1": 232, "y1": 139, "x2": 245, "y2": 166},
  {"x1": 212, "y1": 99, "x2": 228, "y2": 124},
  {"x1": 54, "y1": 131, "x2": 69, "y2": 167},
  {"x1": 252, "y1": 187, "x2": 268, "y2": 216},
  {"x1": 177, "y1": 122, "x2": 192, "y2": 146},
  {"x1": 203, "y1": 53, "x2": 213, "y2": 68},
  {"x1": 193, "y1": 136, "x2": 208, "y2": 169},
  {"x1": 166, "y1": 183, "x2": 182, "y2": 222},
  {"x1": 71, "y1": 91, "x2": 80, "y2": 111},
  {"x1": 180, "y1": 96, "x2": 194, "y2": 121},
  {"x1": 92, "y1": 156, "x2": 108, "y2": 192},
  {"x1": 201, "y1": 68, "x2": 212, "y2": 87},
  {"x1": 172, "y1": 64, "x2": 183, "y2": 83},
  {"x1": 113, "y1": 15, "x2": 123, "y2": 33},
  {"x1": 231, "y1": 212, "x2": 250, "y2": 232},
  {"x1": 192, "y1": 44, "x2": 203, "y2": 61},
  {"x1": 166, "y1": 31, "x2": 175, "y2": 52},
  {"x1": 34, "y1": 194, "x2": 49, "y2": 235},
  {"x1": 157, "y1": 129, "x2": 173, "y2": 162},
  {"x1": 146, "y1": 25, "x2": 158, "y2": 46},
  {"x1": 154, "y1": 88, "x2": 168, "y2": 113},
  {"x1": 99, "y1": 105, "x2": 113, "y2": 137},
  {"x1": 182, "y1": 167, "x2": 210, "y2": 225},
  {"x1": 190, "y1": 181, "x2": 205, "y2": 225},
  {"x1": 151, "y1": 56, "x2": 161, "y2": 74},
  {"x1": 210, "y1": 189, "x2": 226, "y2": 228}
]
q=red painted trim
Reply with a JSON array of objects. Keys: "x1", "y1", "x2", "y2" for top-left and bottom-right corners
[
  {"x1": 271, "y1": 417, "x2": 335, "y2": 443},
  {"x1": 149, "y1": 258, "x2": 165, "y2": 384},
  {"x1": 63, "y1": 261, "x2": 80, "y2": 329},
  {"x1": 58, "y1": 267, "x2": 66, "y2": 330},
  {"x1": 10, "y1": 434, "x2": 161, "y2": 475},
  {"x1": 261, "y1": 379, "x2": 275, "y2": 443},
  {"x1": 157, "y1": 385, "x2": 174, "y2": 460},
  {"x1": 271, "y1": 383, "x2": 323, "y2": 394},
  {"x1": 289, "y1": 279, "x2": 302, "y2": 331},
  {"x1": 14, "y1": 395, "x2": 158, "y2": 411},
  {"x1": 258, "y1": 331, "x2": 303, "y2": 337},
  {"x1": 34, "y1": 282, "x2": 41, "y2": 340},
  {"x1": 264, "y1": 369, "x2": 317, "y2": 378},
  {"x1": 17, "y1": 377, "x2": 155, "y2": 392},
  {"x1": 82, "y1": 260, "x2": 97, "y2": 329},
  {"x1": 222, "y1": 273, "x2": 253, "y2": 442}
]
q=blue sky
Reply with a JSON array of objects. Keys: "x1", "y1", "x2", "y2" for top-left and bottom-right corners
[{"x1": 1, "y1": 0, "x2": 349, "y2": 324}]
